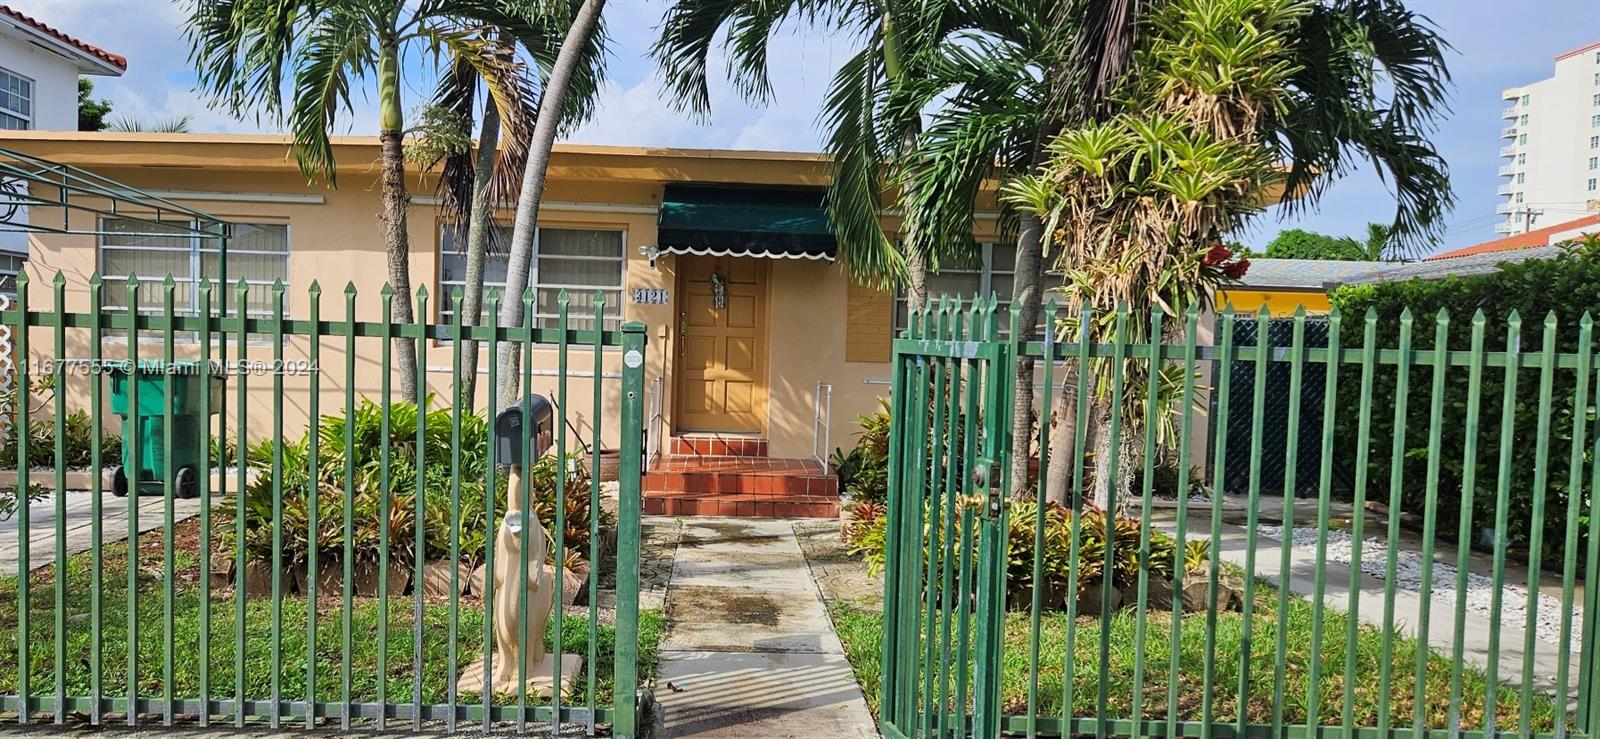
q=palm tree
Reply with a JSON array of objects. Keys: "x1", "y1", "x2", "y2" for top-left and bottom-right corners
[
  {"x1": 186, "y1": 0, "x2": 540, "y2": 401},
  {"x1": 493, "y1": 0, "x2": 609, "y2": 408},
  {"x1": 896, "y1": 0, "x2": 1451, "y2": 504},
  {"x1": 107, "y1": 114, "x2": 194, "y2": 133},
  {"x1": 1002, "y1": 0, "x2": 1452, "y2": 505},
  {"x1": 652, "y1": 0, "x2": 968, "y2": 306}
]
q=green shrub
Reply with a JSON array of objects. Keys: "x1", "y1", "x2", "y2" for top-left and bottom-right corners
[
  {"x1": 836, "y1": 400, "x2": 891, "y2": 504},
  {"x1": 843, "y1": 497, "x2": 1206, "y2": 613},
  {"x1": 1328, "y1": 237, "x2": 1600, "y2": 560},
  {"x1": 219, "y1": 396, "x2": 609, "y2": 571},
  {"x1": 0, "y1": 411, "x2": 122, "y2": 470}
]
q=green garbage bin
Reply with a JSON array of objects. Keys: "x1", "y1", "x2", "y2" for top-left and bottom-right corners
[{"x1": 107, "y1": 360, "x2": 224, "y2": 498}]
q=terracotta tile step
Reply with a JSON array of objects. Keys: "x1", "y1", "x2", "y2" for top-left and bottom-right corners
[
  {"x1": 643, "y1": 470, "x2": 839, "y2": 496},
  {"x1": 669, "y1": 435, "x2": 769, "y2": 458},
  {"x1": 642, "y1": 492, "x2": 840, "y2": 518}
]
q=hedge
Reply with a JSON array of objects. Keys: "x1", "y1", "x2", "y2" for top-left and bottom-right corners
[{"x1": 1327, "y1": 239, "x2": 1600, "y2": 561}]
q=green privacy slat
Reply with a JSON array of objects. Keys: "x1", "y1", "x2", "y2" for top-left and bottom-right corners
[
  {"x1": 1270, "y1": 309, "x2": 1307, "y2": 735},
  {"x1": 305, "y1": 282, "x2": 322, "y2": 732},
  {"x1": 1484, "y1": 312, "x2": 1523, "y2": 737},
  {"x1": 1448, "y1": 311, "x2": 1487, "y2": 736},
  {"x1": 377, "y1": 285, "x2": 393, "y2": 732},
  {"x1": 1519, "y1": 312, "x2": 1559, "y2": 736},
  {"x1": 1554, "y1": 315, "x2": 1593, "y2": 736},
  {"x1": 1377, "y1": 309, "x2": 1413, "y2": 736},
  {"x1": 1236, "y1": 307, "x2": 1270, "y2": 739},
  {"x1": 51, "y1": 274, "x2": 67, "y2": 726},
  {"x1": 270, "y1": 280, "x2": 285, "y2": 730},
  {"x1": 1412, "y1": 311, "x2": 1449, "y2": 739},
  {"x1": 1201, "y1": 305, "x2": 1236, "y2": 739}
]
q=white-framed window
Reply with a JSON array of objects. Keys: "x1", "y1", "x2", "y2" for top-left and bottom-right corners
[
  {"x1": 1520, "y1": 114, "x2": 1529, "y2": 125},
  {"x1": 1593, "y1": 94, "x2": 1600, "y2": 107},
  {"x1": 1519, "y1": 133, "x2": 1528, "y2": 145},
  {"x1": 1591, "y1": 156, "x2": 1599, "y2": 171},
  {"x1": 0, "y1": 252, "x2": 23, "y2": 298},
  {"x1": 1518, "y1": 172, "x2": 1526, "y2": 184},
  {"x1": 1516, "y1": 192, "x2": 1524, "y2": 203},
  {"x1": 98, "y1": 218, "x2": 289, "y2": 336},
  {"x1": 1593, "y1": 114, "x2": 1600, "y2": 128},
  {"x1": 437, "y1": 224, "x2": 624, "y2": 333},
  {"x1": 1593, "y1": 136, "x2": 1600, "y2": 149},
  {"x1": 1522, "y1": 94, "x2": 1531, "y2": 105},
  {"x1": 894, "y1": 242, "x2": 1039, "y2": 333},
  {"x1": 1519, "y1": 153, "x2": 1527, "y2": 165},
  {"x1": 0, "y1": 68, "x2": 32, "y2": 130},
  {"x1": 1590, "y1": 178, "x2": 1598, "y2": 193}
]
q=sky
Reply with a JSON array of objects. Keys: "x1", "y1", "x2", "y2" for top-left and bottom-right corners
[{"x1": 12, "y1": 0, "x2": 1600, "y2": 256}]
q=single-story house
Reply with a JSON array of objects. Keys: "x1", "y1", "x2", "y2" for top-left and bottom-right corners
[{"x1": 1, "y1": 131, "x2": 1027, "y2": 515}]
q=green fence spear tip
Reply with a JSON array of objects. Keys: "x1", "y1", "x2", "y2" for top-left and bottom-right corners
[
  {"x1": 1364, "y1": 307, "x2": 1378, "y2": 324},
  {"x1": 594, "y1": 290, "x2": 607, "y2": 306},
  {"x1": 125, "y1": 274, "x2": 139, "y2": 288},
  {"x1": 88, "y1": 272, "x2": 102, "y2": 288},
  {"x1": 486, "y1": 287, "x2": 501, "y2": 305},
  {"x1": 1220, "y1": 301, "x2": 1234, "y2": 317},
  {"x1": 1292, "y1": 304, "x2": 1306, "y2": 318},
  {"x1": 14, "y1": 269, "x2": 27, "y2": 288},
  {"x1": 307, "y1": 280, "x2": 321, "y2": 297},
  {"x1": 1434, "y1": 307, "x2": 1449, "y2": 325},
  {"x1": 1582, "y1": 312, "x2": 1594, "y2": 329},
  {"x1": 1545, "y1": 310, "x2": 1559, "y2": 329},
  {"x1": 1508, "y1": 309, "x2": 1523, "y2": 326},
  {"x1": 449, "y1": 286, "x2": 462, "y2": 305},
  {"x1": 380, "y1": 283, "x2": 394, "y2": 298},
  {"x1": 415, "y1": 284, "x2": 428, "y2": 300},
  {"x1": 51, "y1": 271, "x2": 66, "y2": 287},
  {"x1": 344, "y1": 281, "x2": 357, "y2": 297},
  {"x1": 557, "y1": 288, "x2": 570, "y2": 306}
]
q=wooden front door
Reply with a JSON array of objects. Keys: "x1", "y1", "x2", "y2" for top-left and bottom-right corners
[{"x1": 674, "y1": 256, "x2": 769, "y2": 433}]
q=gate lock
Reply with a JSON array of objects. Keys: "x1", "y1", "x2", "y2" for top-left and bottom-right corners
[{"x1": 969, "y1": 458, "x2": 1003, "y2": 519}]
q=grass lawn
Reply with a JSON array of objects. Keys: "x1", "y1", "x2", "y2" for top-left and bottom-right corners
[
  {"x1": 829, "y1": 589, "x2": 1562, "y2": 733},
  {"x1": 0, "y1": 525, "x2": 664, "y2": 712}
]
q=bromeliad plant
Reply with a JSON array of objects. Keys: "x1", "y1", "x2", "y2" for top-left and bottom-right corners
[{"x1": 219, "y1": 397, "x2": 609, "y2": 576}]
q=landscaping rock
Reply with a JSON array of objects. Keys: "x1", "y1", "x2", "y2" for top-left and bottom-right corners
[
  {"x1": 209, "y1": 552, "x2": 234, "y2": 589},
  {"x1": 1076, "y1": 581, "x2": 1124, "y2": 616},
  {"x1": 351, "y1": 559, "x2": 410, "y2": 597},
  {"x1": 420, "y1": 559, "x2": 474, "y2": 599}
]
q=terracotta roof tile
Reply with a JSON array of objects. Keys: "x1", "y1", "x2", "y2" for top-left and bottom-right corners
[
  {"x1": 1427, "y1": 214, "x2": 1600, "y2": 261},
  {"x1": 0, "y1": 4, "x2": 126, "y2": 72}
]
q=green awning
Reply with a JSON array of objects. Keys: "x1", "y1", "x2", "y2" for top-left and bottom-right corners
[{"x1": 656, "y1": 184, "x2": 836, "y2": 260}]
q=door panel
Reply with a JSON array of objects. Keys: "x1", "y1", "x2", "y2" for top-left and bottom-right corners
[{"x1": 674, "y1": 256, "x2": 769, "y2": 433}]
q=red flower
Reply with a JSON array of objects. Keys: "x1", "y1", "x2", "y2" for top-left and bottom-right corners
[
  {"x1": 1221, "y1": 259, "x2": 1251, "y2": 280},
  {"x1": 1203, "y1": 244, "x2": 1231, "y2": 266}
]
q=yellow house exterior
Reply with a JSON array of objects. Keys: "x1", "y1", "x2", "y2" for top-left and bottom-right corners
[{"x1": 1, "y1": 131, "x2": 1006, "y2": 465}]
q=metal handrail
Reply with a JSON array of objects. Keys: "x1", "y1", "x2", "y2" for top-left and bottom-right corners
[
  {"x1": 812, "y1": 380, "x2": 833, "y2": 466},
  {"x1": 645, "y1": 375, "x2": 664, "y2": 468}
]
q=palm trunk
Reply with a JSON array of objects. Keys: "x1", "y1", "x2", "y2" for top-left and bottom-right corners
[
  {"x1": 1007, "y1": 212, "x2": 1044, "y2": 499},
  {"x1": 496, "y1": 0, "x2": 606, "y2": 409},
  {"x1": 1043, "y1": 372, "x2": 1080, "y2": 506},
  {"x1": 377, "y1": 43, "x2": 418, "y2": 402},
  {"x1": 459, "y1": 103, "x2": 502, "y2": 410}
]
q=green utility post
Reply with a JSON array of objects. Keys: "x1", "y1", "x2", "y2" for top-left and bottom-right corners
[{"x1": 613, "y1": 321, "x2": 647, "y2": 739}]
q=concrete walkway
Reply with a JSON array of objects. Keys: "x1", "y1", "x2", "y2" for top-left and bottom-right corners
[
  {"x1": 0, "y1": 489, "x2": 201, "y2": 574},
  {"x1": 652, "y1": 518, "x2": 877, "y2": 738}
]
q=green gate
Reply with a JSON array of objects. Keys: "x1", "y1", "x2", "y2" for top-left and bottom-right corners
[
  {"x1": 0, "y1": 272, "x2": 648, "y2": 736},
  {"x1": 882, "y1": 297, "x2": 1600, "y2": 739}
]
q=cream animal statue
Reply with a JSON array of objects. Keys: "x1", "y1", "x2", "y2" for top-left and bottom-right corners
[{"x1": 457, "y1": 465, "x2": 579, "y2": 698}]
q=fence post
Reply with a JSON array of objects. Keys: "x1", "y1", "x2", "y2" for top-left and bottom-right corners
[{"x1": 612, "y1": 321, "x2": 647, "y2": 739}]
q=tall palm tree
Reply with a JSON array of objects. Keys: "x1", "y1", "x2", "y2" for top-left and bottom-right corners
[
  {"x1": 652, "y1": 0, "x2": 966, "y2": 305},
  {"x1": 896, "y1": 0, "x2": 1452, "y2": 503},
  {"x1": 494, "y1": 0, "x2": 609, "y2": 409},
  {"x1": 186, "y1": 0, "x2": 542, "y2": 401}
]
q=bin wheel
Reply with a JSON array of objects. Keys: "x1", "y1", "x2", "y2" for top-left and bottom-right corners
[
  {"x1": 175, "y1": 467, "x2": 199, "y2": 499},
  {"x1": 110, "y1": 466, "x2": 129, "y2": 497}
]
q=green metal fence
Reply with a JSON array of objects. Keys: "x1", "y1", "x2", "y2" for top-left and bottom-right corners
[
  {"x1": 0, "y1": 271, "x2": 647, "y2": 736},
  {"x1": 881, "y1": 296, "x2": 1600, "y2": 739}
]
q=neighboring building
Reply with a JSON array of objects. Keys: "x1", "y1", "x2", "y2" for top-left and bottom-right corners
[
  {"x1": 1429, "y1": 213, "x2": 1600, "y2": 261},
  {"x1": 0, "y1": 5, "x2": 125, "y2": 294},
  {"x1": 1496, "y1": 40, "x2": 1600, "y2": 236}
]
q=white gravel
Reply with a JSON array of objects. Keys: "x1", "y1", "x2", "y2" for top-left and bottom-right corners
[{"x1": 1256, "y1": 525, "x2": 1583, "y2": 649}]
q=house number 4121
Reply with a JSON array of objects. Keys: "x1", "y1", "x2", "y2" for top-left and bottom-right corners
[{"x1": 631, "y1": 288, "x2": 669, "y2": 305}]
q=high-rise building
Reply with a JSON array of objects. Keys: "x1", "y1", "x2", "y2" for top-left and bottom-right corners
[{"x1": 1497, "y1": 40, "x2": 1600, "y2": 235}]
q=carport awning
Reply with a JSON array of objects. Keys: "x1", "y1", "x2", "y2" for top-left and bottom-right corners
[{"x1": 656, "y1": 184, "x2": 836, "y2": 261}]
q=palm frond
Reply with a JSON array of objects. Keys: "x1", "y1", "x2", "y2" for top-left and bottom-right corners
[
  {"x1": 820, "y1": 45, "x2": 902, "y2": 288},
  {"x1": 287, "y1": 6, "x2": 374, "y2": 182}
]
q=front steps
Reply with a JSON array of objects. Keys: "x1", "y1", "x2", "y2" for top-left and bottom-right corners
[{"x1": 643, "y1": 435, "x2": 840, "y2": 518}]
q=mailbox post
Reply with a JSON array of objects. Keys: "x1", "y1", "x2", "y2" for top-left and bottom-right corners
[{"x1": 458, "y1": 394, "x2": 580, "y2": 699}]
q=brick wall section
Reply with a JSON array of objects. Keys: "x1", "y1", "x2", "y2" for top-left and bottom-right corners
[{"x1": 844, "y1": 281, "x2": 893, "y2": 364}]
